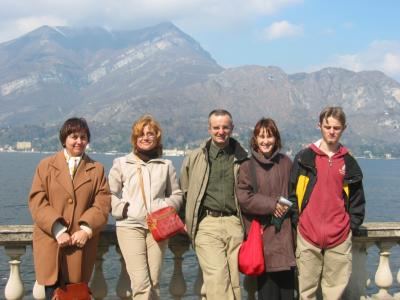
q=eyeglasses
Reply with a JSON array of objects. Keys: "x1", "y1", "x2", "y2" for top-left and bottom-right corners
[{"x1": 138, "y1": 133, "x2": 156, "y2": 140}]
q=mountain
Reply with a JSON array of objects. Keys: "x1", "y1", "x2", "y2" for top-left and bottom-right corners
[
  {"x1": 0, "y1": 22, "x2": 222, "y2": 125},
  {"x1": 0, "y1": 23, "x2": 399, "y2": 156}
]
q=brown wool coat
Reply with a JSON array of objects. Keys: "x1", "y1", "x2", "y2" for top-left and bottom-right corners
[
  {"x1": 236, "y1": 150, "x2": 296, "y2": 272},
  {"x1": 28, "y1": 151, "x2": 111, "y2": 285}
]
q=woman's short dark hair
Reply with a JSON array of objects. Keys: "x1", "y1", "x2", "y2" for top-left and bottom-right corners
[
  {"x1": 250, "y1": 118, "x2": 282, "y2": 152},
  {"x1": 59, "y1": 118, "x2": 91, "y2": 147}
]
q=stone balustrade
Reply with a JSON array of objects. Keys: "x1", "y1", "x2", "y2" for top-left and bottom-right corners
[{"x1": 1, "y1": 222, "x2": 400, "y2": 299}]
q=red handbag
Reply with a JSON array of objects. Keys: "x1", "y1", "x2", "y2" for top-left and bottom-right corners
[
  {"x1": 137, "y1": 165, "x2": 185, "y2": 242},
  {"x1": 147, "y1": 206, "x2": 185, "y2": 242},
  {"x1": 238, "y1": 219, "x2": 265, "y2": 275},
  {"x1": 52, "y1": 282, "x2": 91, "y2": 300}
]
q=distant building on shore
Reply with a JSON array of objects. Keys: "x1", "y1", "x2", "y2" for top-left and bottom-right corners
[
  {"x1": 163, "y1": 148, "x2": 186, "y2": 156},
  {"x1": 384, "y1": 153, "x2": 392, "y2": 159},
  {"x1": 16, "y1": 141, "x2": 32, "y2": 151}
]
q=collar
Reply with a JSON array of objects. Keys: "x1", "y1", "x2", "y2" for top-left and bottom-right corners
[
  {"x1": 251, "y1": 148, "x2": 280, "y2": 165},
  {"x1": 125, "y1": 152, "x2": 166, "y2": 165},
  {"x1": 202, "y1": 138, "x2": 248, "y2": 163},
  {"x1": 135, "y1": 148, "x2": 159, "y2": 162},
  {"x1": 310, "y1": 139, "x2": 348, "y2": 158},
  {"x1": 64, "y1": 149, "x2": 83, "y2": 164},
  {"x1": 209, "y1": 140, "x2": 232, "y2": 159}
]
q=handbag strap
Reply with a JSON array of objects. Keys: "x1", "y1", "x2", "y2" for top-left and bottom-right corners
[{"x1": 136, "y1": 163, "x2": 150, "y2": 214}]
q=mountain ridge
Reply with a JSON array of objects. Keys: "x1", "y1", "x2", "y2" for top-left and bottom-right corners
[{"x1": 0, "y1": 23, "x2": 399, "y2": 156}]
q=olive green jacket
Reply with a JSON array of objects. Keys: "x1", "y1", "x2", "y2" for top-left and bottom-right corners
[{"x1": 179, "y1": 138, "x2": 248, "y2": 243}]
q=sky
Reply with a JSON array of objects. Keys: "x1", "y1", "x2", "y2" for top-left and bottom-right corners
[{"x1": 1, "y1": 0, "x2": 400, "y2": 82}]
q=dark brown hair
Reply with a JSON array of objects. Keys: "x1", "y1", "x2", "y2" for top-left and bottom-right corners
[
  {"x1": 250, "y1": 118, "x2": 282, "y2": 152},
  {"x1": 131, "y1": 115, "x2": 163, "y2": 157},
  {"x1": 319, "y1": 106, "x2": 346, "y2": 126},
  {"x1": 59, "y1": 117, "x2": 91, "y2": 147}
]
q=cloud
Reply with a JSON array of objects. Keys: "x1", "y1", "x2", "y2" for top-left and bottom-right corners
[
  {"x1": 313, "y1": 40, "x2": 400, "y2": 81},
  {"x1": 261, "y1": 20, "x2": 303, "y2": 40},
  {"x1": 382, "y1": 53, "x2": 400, "y2": 75},
  {"x1": 0, "y1": 16, "x2": 68, "y2": 42},
  {"x1": 0, "y1": 0, "x2": 302, "y2": 42}
]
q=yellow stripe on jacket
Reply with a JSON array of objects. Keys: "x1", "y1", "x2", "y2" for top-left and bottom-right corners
[
  {"x1": 296, "y1": 175, "x2": 309, "y2": 213},
  {"x1": 343, "y1": 184, "x2": 349, "y2": 198}
]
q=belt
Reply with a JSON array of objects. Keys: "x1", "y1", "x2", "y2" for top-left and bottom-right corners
[{"x1": 204, "y1": 208, "x2": 236, "y2": 217}]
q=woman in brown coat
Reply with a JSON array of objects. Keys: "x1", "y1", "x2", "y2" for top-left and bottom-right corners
[
  {"x1": 237, "y1": 118, "x2": 296, "y2": 300},
  {"x1": 28, "y1": 117, "x2": 111, "y2": 300}
]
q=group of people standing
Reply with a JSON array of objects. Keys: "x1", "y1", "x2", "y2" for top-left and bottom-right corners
[{"x1": 29, "y1": 106, "x2": 365, "y2": 300}]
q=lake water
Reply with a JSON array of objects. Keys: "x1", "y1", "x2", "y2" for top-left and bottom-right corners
[{"x1": 0, "y1": 152, "x2": 399, "y2": 298}]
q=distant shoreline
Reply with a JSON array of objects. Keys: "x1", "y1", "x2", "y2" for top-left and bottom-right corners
[
  {"x1": 0, "y1": 149, "x2": 187, "y2": 157},
  {"x1": 0, "y1": 149, "x2": 398, "y2": 159}
]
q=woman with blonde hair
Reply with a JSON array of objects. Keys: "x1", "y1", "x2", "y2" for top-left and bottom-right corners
[{"x1": 109, "y1": 115, "x2": 183, "y2": 299}]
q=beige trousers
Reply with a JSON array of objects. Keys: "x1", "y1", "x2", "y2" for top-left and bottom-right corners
[
  {"x1": 117, "y1": 226, "x2": 167, "y2": 300},
  {"x1": 296, "y1": 231, "x2": 352, "y2": 300},
  {"x1": 195, "y1": 215, "x2": 243, "y2": 300}
]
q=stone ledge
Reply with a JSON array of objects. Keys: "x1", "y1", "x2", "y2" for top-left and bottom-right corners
[{"x1": 1, "y1": 222, "x2": 400, "y2": 245}]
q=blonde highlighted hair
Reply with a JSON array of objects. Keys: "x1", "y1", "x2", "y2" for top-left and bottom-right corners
[{"x1": 131, "y1": 115, "x2": 163, "y2": 157}]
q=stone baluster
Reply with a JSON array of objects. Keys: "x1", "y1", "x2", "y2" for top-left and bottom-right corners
[
  {"x1": 32, "y1": 280, "x2": 45, "y2": 300},
  {"x1": 115, "y1": 246, "x2": 132, "y2": 299},
  {"x1": 90, "y1": 244, "x2": 109, "y2": 300},
  {"x1": 345, "y1": 240, "x2": 372, "y2": 299},
  {"x1": 363, "y1": 242, "x2": 374, "y2": 300},
  {"x1": 243, "y1": 275, "x2": 257, "y2": 300},
  {"x1": 371, "y1": 241, "x2": 395, "y2": 300},
  {"x1": 168, "y1": 234, "x2": 190, "y2": 299},
  {"x1": 4, "y1": 245, "x2": 26, "y2": 300}
]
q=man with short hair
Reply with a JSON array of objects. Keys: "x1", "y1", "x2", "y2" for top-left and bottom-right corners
[
  {"x1": 289, "y1": 106, "x2": 365, "y2": 300},
  {"x1": 180, "y1": 109, "x2": 247, "y2": 300}
]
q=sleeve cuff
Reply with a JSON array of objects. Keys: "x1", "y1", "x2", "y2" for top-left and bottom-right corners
[
  {"x1": 52, "y1": 221, "x2": 67, "y2": 239},
  {"x1": 80, "y1": 224, "x2": 93, "y2": 239}
]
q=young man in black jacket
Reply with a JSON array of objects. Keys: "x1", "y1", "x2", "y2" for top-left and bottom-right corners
[{"x1": 289, "y1": 106, "x2": 365, "y2": 300}]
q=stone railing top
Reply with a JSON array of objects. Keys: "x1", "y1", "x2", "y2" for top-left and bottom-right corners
[
  {"x1": 355, "y1": 222, "x2": 400, "y2": 242},
  {"x1": 0, "y1": 224, "x2": 118, "y2": 246},
  {"x1": 1, "y1": 222, "x2": 399, "y2": 246}
]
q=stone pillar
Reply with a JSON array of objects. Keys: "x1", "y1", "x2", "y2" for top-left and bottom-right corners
[
  {"x1": 344, "y1": 241, "x2": 370, "y2": 299},
  {"x1": 371, "y1": 241, "x2": 395, "y2": 300},
  {"x1": 168, "y1": 234, "x2": 190, "y2": 300},
  {"x1": 116, "y1": 246, "x2": 132, "y2": 300},
  {"x1": 90, "y1": 244, "x2": 109, "y2": 300},
  {"x1": 4, "y1": 245, "x2": 26, "y2": 300},
  {"x1": 32, "y1": 280, "x2": 45, "y2": 300}
]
